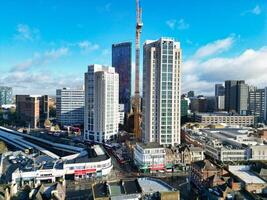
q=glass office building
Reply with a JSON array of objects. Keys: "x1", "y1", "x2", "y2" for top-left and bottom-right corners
[{"x1": 112, "y1": 42, "x2": 132, "y2": 113}]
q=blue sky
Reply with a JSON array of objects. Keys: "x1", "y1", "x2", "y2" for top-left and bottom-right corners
[{"x1": 0, "y1": 0, "x2": 267, "y2": 95}]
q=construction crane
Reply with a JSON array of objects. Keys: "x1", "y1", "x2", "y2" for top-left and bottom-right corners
[{"x1": 133, "y1": 0, "x2": 143, "y2": 140}]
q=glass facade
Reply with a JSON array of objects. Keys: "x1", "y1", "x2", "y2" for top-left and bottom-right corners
[
  {"x1": 181, "y1": 99, "x2": 188, "y2": 117},
  {"x1": 160, "y1": 40, "x2": 174, "y2": 144},
  {"x1": 112, "y1": 42, "x2": 132, "y2": 113}
]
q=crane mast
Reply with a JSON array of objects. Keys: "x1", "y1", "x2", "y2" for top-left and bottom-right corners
[{"x1": 133, "y1": 0, "x2": 143, "y2": 140}]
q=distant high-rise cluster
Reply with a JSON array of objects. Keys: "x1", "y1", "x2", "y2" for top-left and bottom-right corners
[
  {"x1": 225, "y1": 80, "x2": 249, "y2": 115},
  {"x1": 0, "y1": 86, "x2": 13, "y2": 106},
  {"x1": 142, "y1": 38, "x2": 182, "y2": 146}
]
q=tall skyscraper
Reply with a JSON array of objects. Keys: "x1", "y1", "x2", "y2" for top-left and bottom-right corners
[
  {"x1": 84, "y1": 64, "x2": 119, "y2": 143},
  {"x1": 249, "y1": 88, "x2": 265, "y2": 123},
  {"x1": 264, "y1": 87, "x2": 267, "y2": 123},
  {"x1": 225, "y1": 80, "x2": 249, "y2": 115},
  {"x1": 215, "y1": 84, "x2": 225, "y2": 96},
  {"x1": 216, "y1": 96, "x2": 225, "y2": 111},
  {"x1": 181, "y1": 98, "x2": 189, "y2": 123},
  {"x1": 225, "y1": 80, "x2": 238, "y2": 111},
  {"x1": 0, "y1": 86, "x2": 13, "y2": 106},
  {"x1": 215, "y1": 84, "x2": 225, "y2": 111},
  {"x1": 237, "y1": 83, "x2": 249, "y2": 115},
  {"x1": 112, "y1": 42, "x2": 132, "y2": 113},
  {"x1": 142, "y1": 38, "x2": 181, "y2": 146},
  {"x1": 56, "y1": 88, "x2": 84, "y2": 126}
]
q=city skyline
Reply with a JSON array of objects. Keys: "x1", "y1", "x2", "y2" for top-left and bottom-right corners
[{"x1": 0, "y1": 0, "x2": 267, "y2": 95}]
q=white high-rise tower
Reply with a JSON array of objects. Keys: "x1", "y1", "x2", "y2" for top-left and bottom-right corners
[
  {"x1": 84, "y1": 64, "x2": 119, "y2": 143},
  {"x1": 142, "y1": 38, "x2": 182, "y2": 146}
]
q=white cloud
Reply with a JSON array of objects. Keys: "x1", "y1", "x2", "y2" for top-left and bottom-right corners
[
  {"x1": 166, "y1": 18, "x2": 189, "y2": 30},
  {"x1": 182, "y1": 39, "x2": 267, "y2": 95},
  {"x1": 104, "y1": 3, "x2": 111, "y2": 12},
  {"x1": 10, "y1": 47, "x2": 69, "y2": 72},
  {"x1": 242, "y1": 5, "x2": 261, "y2": 16},
  {"x1": 78, "y1": 40, "x2": 99, "y2": 53},
  {"x1": 251, "y1": 5, "x2": 261, "y2": 15},
  {"x1": 14, "y1": 24, "x2": 40, "y2": 41},
  {"x1": 97, "y1": 2, "x2": 112, "y2": 13},
  {"x1": 166, "y1": 19, "x2": 176, "y2": 29},
  {"x1": 177, "y1": 19, "x2": 190, "y2": 30},
  {"x1": 193, "y1": 36, "x2": 235, "y2": 59},
  {"x1": 44, "y1": 47, "x2": 69, "y2": 59},
  {"x1": 0, "y1": 71, "x2": 83, "y2": 95}
]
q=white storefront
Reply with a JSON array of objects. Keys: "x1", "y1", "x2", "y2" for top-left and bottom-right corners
[
  {"x1": 134, "y1": 143, "x2": 166, "y2": 171},
  {"x1": 12, "y1": 169, "x2": 65, "y2": 186},
  {"x1": 11, "y1": 146, "x2": 113, "y2": 185}
]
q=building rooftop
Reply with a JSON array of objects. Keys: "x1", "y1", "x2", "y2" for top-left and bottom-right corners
[
  {"x1": 137, "y1": 178, "x2": 173, "y2": 193},
  {"x1": 229, "y1": 166, "x2": 266, "y2": 184},
  {"x1": 202, "y1": 128, "x2": 250, "y2": 135},
  {"x1": 93, "y1": 183, "x2": 108, "y2": 199},
  {"x1": 123, "y1": 180, "x2": 141, "y2": 194},
  {"x1": 137, "y1": 142, "x2": 164, "y2": 149},
  {"x1": 109, "y1": 182, "x2": 124, "y2": 196},
  {"x1": 65, "y1": 146, "x2": 109, "y2": 164},
  {"x1": 195, "y1": 112, "x2": 254, "y2": 117},
  {"x1": 93, "y1": 178, "x2": 172, "y2": 199},
  {"x1": 189, "y1": 146, "x2": 204, "y2": 152},
  {"x1": 192, "y1": 160, "x2": 218, "y2": 171}
]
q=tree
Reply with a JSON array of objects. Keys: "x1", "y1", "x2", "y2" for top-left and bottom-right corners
[
  {"x1": 54, "y1": 124, "x2": 60, "y2": 131},
  {"x1": 49, "y1": 106, "x2": 56, "y2": 118},
  {"x1": 0, "y1": 141, "x2": 7, "y2": 154},
  {"x1": 44, "y1": 119, "x2": 52, "y2": 127}
]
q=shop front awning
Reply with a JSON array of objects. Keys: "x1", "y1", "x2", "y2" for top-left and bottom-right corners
[
  {"x1": 74, "y1": 168, "x2": 96, "y2": 175},
  {"x1": 150, "y1": 164, "x2": 165, "y2": 171}
]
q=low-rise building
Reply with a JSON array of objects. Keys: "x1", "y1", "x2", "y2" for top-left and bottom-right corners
[
  {"x1": 178, "y1": 145, "x2": 204, "y2": 165},
  {"x1": 195, "y1": 112, "x2": 255, "y2": 127},
  {"x1": 165, "y1": 148, "x2": 180, "y2": 168},
  {"x1": 11, "y1": 145, "x2": 113, "y2": 186},
  {"x1": 229, "y1": 165, "x2": 267, "y2": 194},
  {"x1": 92, "y1": 177, "x2": 178, "y2": 200},
  {"x1": 249, "y1": 145, "x2": 267, "y2": 161},
  {"x1": 205, "y1": 140, "x2": 247, "y2": 162},
  {"x1": 184, "y1": 126, "x2": 267, "y2": 162},
  {"x1": 206, "y1": 181, "x2": 245, "y2": 200},
  {"x1": 134, "y1": 143, "x2": 166, "y2": 173},
  {"x1": 190, "y1": 159, "x2": 227, "y2": 190}
]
